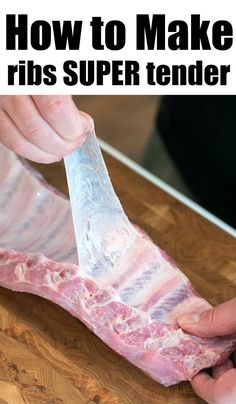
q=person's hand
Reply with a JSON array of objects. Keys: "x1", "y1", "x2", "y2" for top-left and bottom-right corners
[
  {"x1": 0, "y1": 95, "x2": 91, "y2": 163},
  {"x1": 178, "y1": 297, "x2": 236, "y2": 404}
]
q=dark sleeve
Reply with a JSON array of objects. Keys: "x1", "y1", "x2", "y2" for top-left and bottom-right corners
[{"x1": 157, "y1": 96, "x2": 236, "y2": 228}]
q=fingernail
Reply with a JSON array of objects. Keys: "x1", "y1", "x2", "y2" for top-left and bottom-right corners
[
  {"x1": 178, "y1": 313, "x2": 200, "y2": 326},
  {"x1": 78, "y1": 111, "x2": 94, "y2": 134}
]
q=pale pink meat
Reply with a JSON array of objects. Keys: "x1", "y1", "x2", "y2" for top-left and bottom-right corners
[{"x1": 0, "y1": 144, "x2": 235, "y2": 386}]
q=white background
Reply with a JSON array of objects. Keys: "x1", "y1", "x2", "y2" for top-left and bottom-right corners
[{"x1": 0, "y1": 0, "x2": 236, "y2": 94}]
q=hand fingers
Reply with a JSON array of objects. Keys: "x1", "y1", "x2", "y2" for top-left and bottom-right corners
[
  {"x1": 3, "y1": 96, "x2": 87, "y2": 157},
  {"x1": 178, "y1": 297, "x2": 236, "y2": 338},
  {"x1": 192, "y1": 368, "x2": 236, "y2": 404},
  {"x1": 32, "y1": 95, "x2": 92, "y2": 141},
  {"x1": 0, "y1": 109, "x2": 61, "y2": 164},
  {"x1": 212, "y1": 360, "x2": 234, "y2": 379},
  {"x1": 191, "y1": 371, "x2": 215, "y2": 403}
]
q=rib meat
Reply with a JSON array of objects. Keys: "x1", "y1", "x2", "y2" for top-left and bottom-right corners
[{"x1": 0, "y1": 138, "x2": 235, "y2": 387}]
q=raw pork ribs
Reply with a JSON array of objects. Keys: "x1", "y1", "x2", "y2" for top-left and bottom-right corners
[{"x1": 0, "y1": 144, "x2": 235, "y2": 386}]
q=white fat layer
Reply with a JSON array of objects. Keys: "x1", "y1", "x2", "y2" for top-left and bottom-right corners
[
  {"x1": 14, "y1": 263, "x2": 26, "y2": 281},
  {"x1": 183, "y1": 350, "x2": 216, "y2": 370},
  {"x1": 144, "y1": 329, "x2": 184, "y2": 350}
]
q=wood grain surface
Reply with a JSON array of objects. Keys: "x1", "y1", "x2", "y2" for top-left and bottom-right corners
[{"x1": 0, "y1": 152, "x2": 235, "y2": 404}]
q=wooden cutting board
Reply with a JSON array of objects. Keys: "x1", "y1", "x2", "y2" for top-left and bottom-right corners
[{"x1": 0, "y1": 152, "x2": 235, "y2": 404}]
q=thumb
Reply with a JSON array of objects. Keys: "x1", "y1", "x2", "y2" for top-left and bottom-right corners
[{"x1": 178, "y1": 297, "x2": 236, "y2": 338}]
